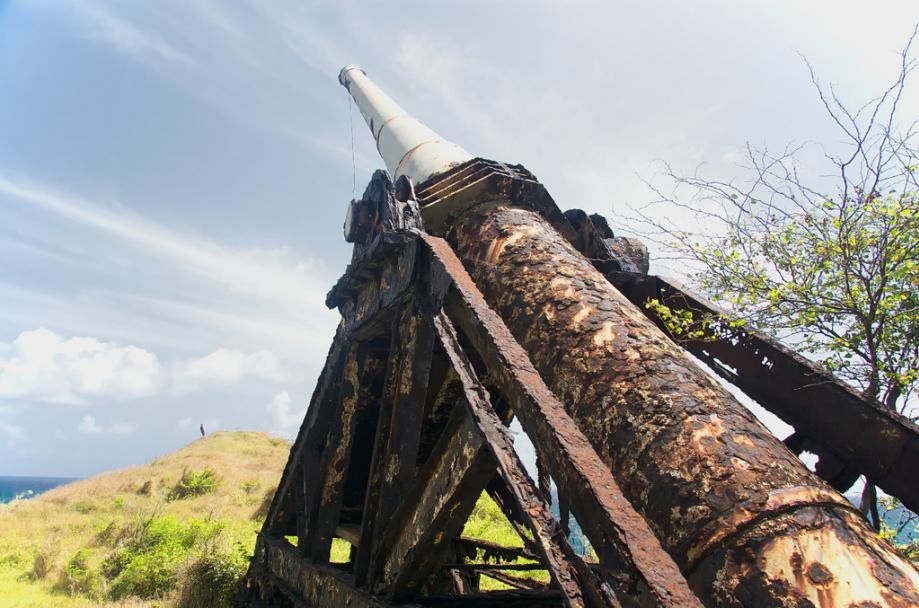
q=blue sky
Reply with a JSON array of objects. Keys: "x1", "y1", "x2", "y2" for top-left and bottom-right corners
[{"x1": 1, "y1": 1, "x2": 917, "y2": 477}]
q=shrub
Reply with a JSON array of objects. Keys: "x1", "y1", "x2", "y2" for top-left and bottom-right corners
[
  {"x1": 169, "y1": 468, "x2": 220, "y2": 500},
  {"x1": 104, "y1": 514, "x2": 224, "y2": 600},
  {"x1": 58, "y1": 548, "x2": 104, "y2": 599},
  {"x1": 0, "y1": 548, "x2": 26, "y2": 570},
  {"x1": 136, "y1": 480, "x2": 153, "y2": 496},
  {"x1": 174, "y1": 541, "x2": 249, "y2": 608},
  {"x1": 94, "y1": 519, "x2": 119, "y2": 547},
  {"x1": 109, "y1": 544, "x2": 185, "y2": 600},
  {"x1": 28, "y1": 534, "x2": 61, "y2": 580}
]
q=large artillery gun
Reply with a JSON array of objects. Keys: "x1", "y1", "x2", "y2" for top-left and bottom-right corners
[{"x1": 242, "y1": 66, "x2": 919, "y2": 607}]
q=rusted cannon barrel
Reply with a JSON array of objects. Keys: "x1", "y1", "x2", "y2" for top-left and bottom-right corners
[
  {"x1": 341, "y1": 66, "x2": 919, "y2": 607},
  {"x1": 449, "y1": 204, "x2": 919, "y2": 606}
]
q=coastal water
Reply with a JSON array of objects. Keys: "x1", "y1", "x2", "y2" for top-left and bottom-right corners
[{"x1": 0, "y1": 476, "x2": 76, "y2": 504}]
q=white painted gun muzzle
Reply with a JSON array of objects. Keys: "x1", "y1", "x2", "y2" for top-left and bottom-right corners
[{"x1": 339, "y1": 65, "x2": 472, "y2": 185}]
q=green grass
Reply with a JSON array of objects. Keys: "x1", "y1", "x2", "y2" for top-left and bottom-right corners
[
  {"x1": 0, "y1": 432, "x2": 289, "y2": 607},
  {"x1": 0, "y1": 431, "x2": 554, "y2": 604},
  {"x1": 461, "y1": 493, "x2": 550, "y2": 591}
]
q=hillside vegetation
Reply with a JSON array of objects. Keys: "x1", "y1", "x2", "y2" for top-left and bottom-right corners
[
  {"x1": 0, "y1": 431, "x2": 532, "y2": 606},
  {"x1": 0, "y1": 432, "x2": 288, "y2": 607}
]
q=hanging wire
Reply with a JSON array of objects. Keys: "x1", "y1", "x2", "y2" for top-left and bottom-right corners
[{"x1": 347, "y1": 92, "x2": 356, "y2": 197}]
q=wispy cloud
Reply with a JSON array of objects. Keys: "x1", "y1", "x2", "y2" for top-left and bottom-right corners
[
  {"x1": 0, "y1": 175, "x2": 332, "y2": 314},
  {"x1": 73, "y1": 2, "x2": 192, "y2": 65},
  {"x1": 71, "y1": 2, "x2": 192, "y2": 66},
  {"x1": 77, "y1": 415, "x2": 134, "y2": 436}
]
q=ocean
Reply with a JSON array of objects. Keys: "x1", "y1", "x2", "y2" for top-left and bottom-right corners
[{"x1": 0, "y1": 476, "x2": 77, "y2": 504}]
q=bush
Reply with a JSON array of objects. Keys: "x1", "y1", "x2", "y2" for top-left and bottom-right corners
[
  {"x1": 28, "y1": 534, "x2": 60, "y2": 580},
  {"x1": 174, "y1": 541, "x2": 249, "y2": 608},
  {"x1": 109, "y1": 544, "x2": 185, "y2": 600},
  {"x1": 169, "y1": 468, "x2": 220, "y2": 500},
  {"x1": 0, "y1": 548, "x2": 27, "y2": 570},
  {"x1": 94, "y1": 519, "x2": 118, "y2": 547},
  {"x1": 104, "y1": 514, "x2": 224, "y2": 600},
  {"x1": 58, "y1": 548, "x2": 104, "y2": 599},
  {"x1": 240, "y1": 479, "x2": 260, "y2": 495}
]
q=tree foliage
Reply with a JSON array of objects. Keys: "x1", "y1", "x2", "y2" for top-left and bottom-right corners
[
  {"x1": 640, "y1": 27, "x2": 919, "y2": 418},
  {"x1": 634, "y1": 26, "x2": 919, "y2": 533}
]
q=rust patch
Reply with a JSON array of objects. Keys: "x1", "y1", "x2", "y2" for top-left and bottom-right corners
[{"x1": 807, "y1": 562, "x2": 834, "y2": 586}]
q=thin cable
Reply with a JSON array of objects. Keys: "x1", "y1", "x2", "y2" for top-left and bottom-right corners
[{"x1": 348, "y1": 93, "x2": 356, "y2": 197}]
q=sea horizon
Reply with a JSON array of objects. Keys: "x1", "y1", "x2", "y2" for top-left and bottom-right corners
[{"x1": 0, "y1": 475, "x2": 78, "y2": 504}]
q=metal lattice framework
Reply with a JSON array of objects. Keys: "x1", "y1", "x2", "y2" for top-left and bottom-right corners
[{"x1": 241, "y1": 157, "x2": 919, "y2": 607}]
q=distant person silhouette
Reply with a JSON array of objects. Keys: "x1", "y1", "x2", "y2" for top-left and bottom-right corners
[{"x1": 200, "y1": 423, "x2": 206, "y2": 437}]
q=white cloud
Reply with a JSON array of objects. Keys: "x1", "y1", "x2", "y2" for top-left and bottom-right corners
[
  {"x1": 77, "y1": 415, "x2": 135, "y2": 436},
  {"x1": 176, "y1": 417, "x2": 193, "y2": 430},
  {"x1": 175, "y1": 348, "x2": 285, "y2": 386},
  {"x1": 0, "y1": 326, "x2": 296, "y2": 405},
  {"x1": 0, "y1": 421, "x2": 26, "y2": 444},
  {"x1": 72, "y1": 2, "x2": 192, "y2": 66},
  {"x1": 0, "y1": 328, "x2": 161, "y2": 404},
  {"x1": 266, "y1": 391, "x2": 304, "y2": 432}
]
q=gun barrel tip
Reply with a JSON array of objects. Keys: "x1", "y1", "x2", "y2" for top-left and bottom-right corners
[{"x1": 338, "y1": 64, "x2": 366, "y2": 87}]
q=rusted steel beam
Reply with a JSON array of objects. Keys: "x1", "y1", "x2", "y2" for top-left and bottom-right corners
[
  {"x1": 356, "y1": 298, "x2": 437, "y2": 587},
  {"x1": 264, "y1": 327, "x2": 349, "y2": 538},
  {"x1": 444, "y1": 564, "x2": 548, "y2": 571},
  {"x1": 453, "y1": 537, "x2": 539, "y2": 563},
  {"x1": 307, "y1": 344, "x2": 387, "y2": 561},
  {"x1": 485, "y1": 476, "x2": 542, "y2": 558},
  {"x1": 259, "y1": 537, "x2": 389, "y2": 608},
  {"x1": 606, "y1": 270, "x2": 919, "y2": 514},
  {"x1": 411, "y1": 590, "x2": 564, "y2": 608},
  {"x1": 435, "y1": 313, "x2": 620, "y2": 608},
  {"x1": 434, "y1": 314, "x2": 620, "y2": 607},
  {"x1": 446, "y1": 204, "x2": 919, "y2": 607},
  {"x1": 421, "y1": 234, "x2": 701, "y2": 608},
  {"x1": 377, "y1": 401, "x2": 497, "y2": 598},
  {"x1": 479, "y1": 570, "x2": 550, "y2": 592}
]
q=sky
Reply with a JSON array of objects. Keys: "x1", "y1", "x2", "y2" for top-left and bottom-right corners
[{"x1": 1, "y1": 0, "x2": 917, "y2": 477}]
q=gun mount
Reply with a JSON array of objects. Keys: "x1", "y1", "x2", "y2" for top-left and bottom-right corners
[{"x1": 242, "y1": 67, "x2": 919, "y2": 608}]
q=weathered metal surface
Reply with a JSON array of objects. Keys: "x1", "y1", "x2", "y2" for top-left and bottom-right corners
[
  {"x1": 453, "y1": 537, "x2": 538, "y2": 564},
  {"x1": 263, "y1": 327, "x2": 349, "y2": 538},
  {"x1": 446, "y1": 203, "x2": 919, "y2": 607},
  {"x1": 420, "y1": 234, "x2": 702, "y2": 608},
  {"x1": 435, "y1": 312, "x2": 618, "y2": 608},
  {"x1": 605, "y1": 270, "x2": 919, "y2": 514},
  {"x1": 327, "y1": 231, "x2": 419, "y2": 338},
  {"x1": 411, "y1": 591, "x2": 564, "y2": 608},
  {"x1": 561, "y1": 210, "x2": 648, "y2": 275},
  {"x1": 344, "y1": 171, "x2": 424, "y2": 260},
  {"x1": 259, "y1": 537, "x2": 388, "y2": 608},
  {"x1": 307, "y1": 343, "x2": 386, "y2": 561},
  {"x1": 357, "y1": 298, "x2": 437, "y2": 587},
  {"x1": 413, "y1": 158, "x2": 578, "y2": 246},
  {"x1": 377, "y1": 402, "x2": 497, "y2": 598}
]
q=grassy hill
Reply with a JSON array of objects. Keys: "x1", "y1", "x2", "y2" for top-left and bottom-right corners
[
  {"x1": 0, "y1": 432, "x2": 289, "y2": 607},
  {"x1": 0, "y1": 431, "x2": 533, "y2": 607}
]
